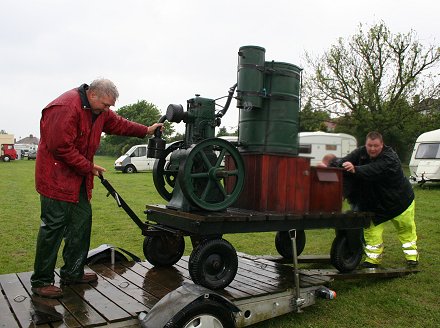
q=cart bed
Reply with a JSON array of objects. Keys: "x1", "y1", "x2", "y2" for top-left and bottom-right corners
[{"x1": 145, "y1": 204, "x2": 373, "y2": 234}]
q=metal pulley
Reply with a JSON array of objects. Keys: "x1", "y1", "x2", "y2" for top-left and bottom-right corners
[{"x1": 147, "y1": 115, "x2": 167, "y2": 159}]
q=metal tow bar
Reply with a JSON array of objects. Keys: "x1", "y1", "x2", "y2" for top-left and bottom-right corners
[{"x1": 98, "y1": 173, "x2": 149, "y2": 231}]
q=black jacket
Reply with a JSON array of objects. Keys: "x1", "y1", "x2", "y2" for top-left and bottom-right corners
[{"x1": 334, "y1": 145, "x2": 414, "y2": 225}]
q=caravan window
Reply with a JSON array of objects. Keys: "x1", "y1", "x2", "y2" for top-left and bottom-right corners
[
  {"x1": 299, "y1": 144, "x2": 312, "y2": 154},
  {"x1": 326, "y1": 144, "x2": 337, "y2": 151},
  {"x1": 415, "y1": 143, "x2": 440, "y2": 159}
]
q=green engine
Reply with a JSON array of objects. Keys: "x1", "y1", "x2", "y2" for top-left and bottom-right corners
[{"x1": 148, "y1": 90, "x2": 244, "y2": 212}]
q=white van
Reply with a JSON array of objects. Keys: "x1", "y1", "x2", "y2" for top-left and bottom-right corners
[
  {"x1": 114, "y1": 144, "x2": 156, "y2": 173},
  {"x1": 298, "y1": 132, "x2": 357, "y2": 165},
  {"x1": 409, "y1": 129, "x2": 440, "y2": 184}
]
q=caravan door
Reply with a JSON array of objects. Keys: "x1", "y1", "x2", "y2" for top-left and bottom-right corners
[{"x1": 341, "y1": 139, "x2": 351, "y2": 156}]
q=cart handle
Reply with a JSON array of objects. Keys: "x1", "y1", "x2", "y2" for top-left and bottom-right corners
[{"x1": 98, "y1": 173, "x2": 148, "y2": 231}]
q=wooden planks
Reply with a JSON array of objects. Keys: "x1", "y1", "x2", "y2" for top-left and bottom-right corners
[{"x1": 0, "y1": 254, "x2": 325, "y2": 327}]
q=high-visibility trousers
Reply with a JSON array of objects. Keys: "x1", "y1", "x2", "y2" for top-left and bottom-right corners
[{"x1": 363, "y1": 200, "x2": 418, "y2": 264}]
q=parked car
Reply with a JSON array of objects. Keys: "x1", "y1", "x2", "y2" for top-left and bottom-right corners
[{"x1": 28, "y1": 150, "x2": 37, "y2": 160}]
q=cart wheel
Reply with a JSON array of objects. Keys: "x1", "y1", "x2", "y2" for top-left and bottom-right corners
[
  {"x1": 166, "y1": 299, "x2": 236, "y2": 328},
  {"x1": 188, "y1": 239, "x2": 238, "y2": 290},
  {"x1": 275, "y1": 230, "x2": 306, "y2": 259},
  {"x1": 330, "y1": 233, "x2": 363, "y2": 272},
  {"x1": 143, "y1": 233, "x2": 185, "y2": 266}
]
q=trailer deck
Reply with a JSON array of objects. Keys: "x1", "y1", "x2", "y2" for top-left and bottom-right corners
[{"x1": 0, "y1": 253, "x2": 334, "y2": 328}]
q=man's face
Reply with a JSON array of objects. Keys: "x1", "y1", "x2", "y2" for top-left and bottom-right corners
[
  {"x1": 365, "y1": 138, "x2": 383, "y2": 158},
  {"x1": 88, "y1": 92, "x2": 115, "y2": 114}
]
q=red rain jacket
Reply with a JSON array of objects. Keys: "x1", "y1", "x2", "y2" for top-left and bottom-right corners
[{"x1": 35, "y1": 86, "x2": 149, "y2": 203}]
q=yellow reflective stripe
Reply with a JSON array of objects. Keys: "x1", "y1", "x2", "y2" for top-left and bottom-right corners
[
  {"x1": 402, "y1": 241, "x2": 417, "y2": 248},
  {"x1": 365, "y1": 252, "x2": 382, "y2": 259},
  {"x1": 365, "y1": 244, "x2": 383, "y2": 251}
]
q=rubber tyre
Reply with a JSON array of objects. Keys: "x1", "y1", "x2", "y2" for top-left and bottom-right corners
[
  {"x1": 3, "y1": 155, "x2": 11, "y2": 162},
  {"x1": 330, "y1": 233, "x2": 363, "y2": 272},
  {"x1": 86, "y1": 250, "x2": 128, "y2": 265},
  {"x1": 275, "y1": 230, "x2": 306, "y2": 259},
  {"x1": 188, "y1": 239, "x2": 238, "y2": 290},
  {"x1": 166, "y1": 299, "x2": 235, "y2": 328},
  {"x1": 124, "y1": 164, "x2": 136, "y2": 173},
  {"x1": 143, "y1": 234, "x2": 185, "y2": 267}
]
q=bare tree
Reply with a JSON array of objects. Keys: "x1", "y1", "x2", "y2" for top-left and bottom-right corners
[{"x1": 303, "y1": 22, "x2": 440, "y2": 137}]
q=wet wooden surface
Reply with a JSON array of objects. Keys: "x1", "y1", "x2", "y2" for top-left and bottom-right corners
[{"x1": 0, "y1": 254, "x2": 331, "y2": 328}]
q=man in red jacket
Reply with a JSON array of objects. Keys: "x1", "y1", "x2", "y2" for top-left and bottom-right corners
[{"x1": 31, "y1": 79, "x2": 163, "y2": 298}]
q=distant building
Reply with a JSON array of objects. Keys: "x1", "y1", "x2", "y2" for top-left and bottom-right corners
[
  {"x1": 15, "y1": 134, "x2": 39, "y2": 158},
  {"x1": 16, "y1": 134, "x2": 39, "y2": 145}
]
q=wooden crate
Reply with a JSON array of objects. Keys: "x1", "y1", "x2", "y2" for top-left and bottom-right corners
[
  {"x1": 232, "y1": 154, "x2": 311, "y2": 213},
  {"x1": 309, "y1": 167, "x2": 343, "y2": 213}
]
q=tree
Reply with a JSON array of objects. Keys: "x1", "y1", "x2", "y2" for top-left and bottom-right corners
[
  {"x1": 303, "y1": 21, "x2": 440, "y2": 160},
  {"x1": 299, "y1": 99, "x2": 331, "y2": 132},
  {"x1": 97, "y1": 100, "x2": 175, "y2": 156},
  {"x1": 216, "y1": 126, "x2": 238, "y2": 137}
]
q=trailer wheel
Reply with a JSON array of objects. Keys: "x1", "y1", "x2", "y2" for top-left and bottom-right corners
[
  {"x1": 86, "y1": 250, "x2": 128, "y2": 265},
  {"x1": 166, "y1": 299, "x2": 235, "y2": 328},
  {"x1": 330, "y1": 233, "x2": 363, "y2": 272},
  {"x1": 189, "y1": 239, "x2": 238, "y2": 290},
  {"x1": 144, "y1": 234, "x2": 185, "y2": 266},
  {"x1": 275, "y1": 230, "x2": 306, "y2": 259},
  {"x1": 124, "y1": 164, "x2": 137, "y2": 173}
]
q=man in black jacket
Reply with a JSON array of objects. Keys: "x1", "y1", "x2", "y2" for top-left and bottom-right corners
[{"x1": 335, "y1": 131, "x2": 418, "y2": 268}]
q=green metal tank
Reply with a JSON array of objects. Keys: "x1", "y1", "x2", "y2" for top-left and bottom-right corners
[
  {"x1": 237, "y1": 45, "x2": 266, "y2": 109},
  {"x1": 237, "y1": 46, "x2": 302, "y2": 155}
]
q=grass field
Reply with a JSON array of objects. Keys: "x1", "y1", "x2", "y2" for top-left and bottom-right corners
[{"x1": 1, "y1": 156, "x2": 439, "y2": 327}]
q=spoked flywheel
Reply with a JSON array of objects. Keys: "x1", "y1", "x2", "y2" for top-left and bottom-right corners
[
  {"x1": 178, "y1": 138, "x2": 245, "y2": 211},
  {"x1": 153, "y1": 141, "x2": 184, "y2": 201}
]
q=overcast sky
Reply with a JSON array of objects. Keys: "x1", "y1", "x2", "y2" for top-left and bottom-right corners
[{"x1": 1, "y1": 0, "x2": 439, "y2": 140}]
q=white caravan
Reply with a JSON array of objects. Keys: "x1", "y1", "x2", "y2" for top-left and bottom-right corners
[
  {"x1": 409, "y1": 129, "x2": 440, "y2": 184},
  {"x1": 298, "y1": 132, "x2": 357, "y2": 165}
]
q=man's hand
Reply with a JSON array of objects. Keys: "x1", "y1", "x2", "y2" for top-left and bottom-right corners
[
  {"x1": 92, "y1": 164, "x2": 106, "y2": 176},
  {"x1": 342, "y1": 161, "x2": 356, "y2": 173},
  {"x1": 147, "y1": 123, "x2": 164, "y2": 135}
]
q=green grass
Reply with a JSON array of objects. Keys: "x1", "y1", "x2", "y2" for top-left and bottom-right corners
[{"x1": 1, "y1": 157, "x2": 439, "y2": 327}]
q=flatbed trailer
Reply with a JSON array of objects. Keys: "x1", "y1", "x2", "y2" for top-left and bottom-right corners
[
  {"x1": 0, "y1": 253, "x2": 334, "y2": 328},
  {"x1": 0, "y1": 253, "x2": 418, "y2": 328}
]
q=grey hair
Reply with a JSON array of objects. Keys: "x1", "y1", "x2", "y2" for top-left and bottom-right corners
[{"x1": 89, "y1": 78, "x2": 119, "y2": 100}]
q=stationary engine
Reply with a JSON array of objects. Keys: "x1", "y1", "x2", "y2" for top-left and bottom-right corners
[
  {"x1": 147, "y1": 45, "x2": 338, "y2": 216},
  {"x1": 147, "y1": 87, "x2": 245, "y2": 212}
]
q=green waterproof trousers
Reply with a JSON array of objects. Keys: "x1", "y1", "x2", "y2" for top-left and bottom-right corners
[{"x1": 31, "y1": 184, "x2": 92, "y2": 287}]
